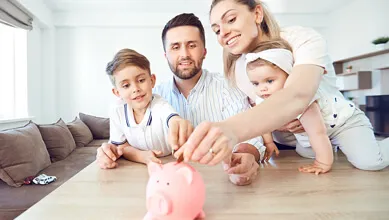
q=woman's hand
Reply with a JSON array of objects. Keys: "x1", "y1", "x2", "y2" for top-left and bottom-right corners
[{"x1": 174, "y1": 121, "x2": 238, "y2": 165}]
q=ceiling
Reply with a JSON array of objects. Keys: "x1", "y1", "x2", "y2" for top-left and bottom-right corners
[{"x1": 43, "y1": 0, "x2": 355, "y2": 14}]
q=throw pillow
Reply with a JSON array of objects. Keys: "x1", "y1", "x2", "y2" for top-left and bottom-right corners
[
  {"x1": 67, "y1": 117, "x2": 93, "y2": 147},
  {"x1": 0, "y1": 121, "x2": 51, "y2": 187},
  {"x1": 79, "y1": 112, "x2": 110, "y2": 139},
  {"x1": 37, "y1": 119, "x2": 76, "y2": 162}
]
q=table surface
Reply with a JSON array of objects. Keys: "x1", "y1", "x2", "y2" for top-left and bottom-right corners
[{"x1": 16, "y1": 151, "x2": 389, "y2": 220}]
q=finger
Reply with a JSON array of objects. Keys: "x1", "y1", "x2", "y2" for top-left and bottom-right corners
[
  {"x1": 102, "y1": 161, "x2": 117, "y2": 169},
  {"x1": 275, "y1": 148, "x2": 280, "y2": 156},
  {"x1": 187, "y1": 123, "x2": 194, "y2": 138},
  {"x1": 286, "y1": 119, "x2": 300, "y2": 130},
  {"x1": 299, "y1": 165, "x2": 320, "y2": 173},
  {"x1": 190, "y1": 124, "x2": 221, "y2": 162},
  {"x1": 227, "y1": 160, "x2": 250, "y2": 174},
  {"x1": 267, "y1": 150, "x2": 274, "y2": 160},
  {"x1": 198, "y1": 151, "x2": 214, "y2": 165},
  {"x1": 182, "y1": 122, "x2": 212, "y2": 162},
  {"x1": 168, "y1": 120, "x2": 180, "y2": 150},
  {"x1": 239, "y1": 161, "x2": 259, "y2": 179},
  {"x1": 173, "y1": 146, "x2": 184, "y2": 159},
  {"x1": 116, "y1": 145, "x2": 126, "y2": 156},
  {"x1": 97, "y1": 147, "x2": 115, "y2": 167},
  {"x1": 293, "y1": 126, "x2": 305, "y2": 133},
  {"x1": 152, "y1": 150, "x2": 163, "y2": 156},
  {"x1": 207, "y1": 136, "x2": 232, "y2": 165},
  {"x1": 150, "y1": 156, "x2": 162, "y2": 164},
  {"x1": 222, "y1": 152, "x2": 232, "y2": 165},
  {"x1": 230, "y1": 155, "x2": 242, "y2": 167},
  {"x1": 290, "y1": 125, "x2": 303, "y2": 133},
  {"x1": 235, "y1": 176, "x2": 253, "y2": 186},
  {"x1": 102, "y1": 144, "x2": 117, "y2": 161},
  {"x1": 222, "y1": 161, "x2": 231, "y2": 171},
  {"x1": 178, "y1": 121, "x2": 188, "y2": 147}
]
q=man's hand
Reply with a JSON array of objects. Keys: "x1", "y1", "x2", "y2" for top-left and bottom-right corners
[
  {"x1": 141, "y1": 150, "x2": 163, "y2": 164},
  {"x1": 223, "y1": 152, "x2": 259, "y2": 186},
  {"x1": 263, "y1": 142, "x2": 280, "y2": 162},
  {"x1": 277, "y1": 119, "x2": 305, "y2": 133},
  {"x1": 168, "y1": 116, "x2": 194, "y2": 151},
  {"x1": 96, "y1": 143, "x2": 125, "y2": 169}
]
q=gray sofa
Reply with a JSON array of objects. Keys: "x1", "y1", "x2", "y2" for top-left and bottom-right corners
[{"x1": 0, "y1": 113, "x2": 109, "y2": 220}]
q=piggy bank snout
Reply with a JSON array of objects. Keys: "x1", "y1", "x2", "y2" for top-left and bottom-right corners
[{"x1": 147, "y1": 192, "x2": 172, "y2": 216}]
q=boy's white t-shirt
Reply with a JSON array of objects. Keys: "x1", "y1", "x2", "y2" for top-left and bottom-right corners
[
  {"x1": 109, "y1": 94, "x2": 178, "y2": 156},
  {"x1": 237, "y1": 26, "x2": 355, "y2": 130}
]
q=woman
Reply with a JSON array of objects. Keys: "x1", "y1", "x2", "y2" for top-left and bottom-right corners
[{"x1": 177, "y1": 0, "x2": 389, "y2": 176}]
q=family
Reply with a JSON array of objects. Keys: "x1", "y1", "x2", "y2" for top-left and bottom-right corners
[{"x1": 96, "y1": 0, "x2": 389, "y2": 186}]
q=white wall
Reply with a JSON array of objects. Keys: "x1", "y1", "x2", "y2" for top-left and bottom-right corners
[
  {"x1": 326, "y1": 0, "x2": 389, "y2": 105},
  {"x1": 326, "y1": 0, "x2": 389, "y2": 60},
  {"x1": 52, "y1": 11, "x2": 327, "y2": 121},
  {"x1": 55, "y1": 26, "x2": 224, "y2": 121},
  {"x1": 19, "y1": 0, "x2": 58, "y2": 124}
]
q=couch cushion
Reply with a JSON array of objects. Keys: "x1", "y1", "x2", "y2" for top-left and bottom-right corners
[
  {"x1": 67, "y1": 117, "x2": 93, "y2": 147},
  {"x1": 0, "y1": 122, "x2": 51, "y2": 187},
  {"x1": 86, "y1": 139, "x2": 108, "y2": 148},
  {"x1": 37, "y1": 119, "x2": 76, "y2": 162},
  {"x1": 79, "y1": 112, "x2": 110, "y2": 139},
  {"x1": 0, "y1": 147, "x2": 98, "y2": 220}
]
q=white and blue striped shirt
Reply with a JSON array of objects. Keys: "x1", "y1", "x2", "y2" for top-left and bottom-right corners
[{"x1": 154, "y1": 69, "x2": 264, "y2": 155}]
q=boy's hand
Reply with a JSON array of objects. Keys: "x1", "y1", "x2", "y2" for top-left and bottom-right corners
[
  {"x1": 298, "y1": 160, "x2": 332, "y2": 175},
  {"x1": 142, "y1": 150, "x2": 163, "y2": 164},
  {"x1": 262, "y1": 142, "x2": 280, "y2": 162},
  {"x1": 96, "y1": 143, "x2": 125, "y2": 169},
  {"x1": 168, "y1": 116, "x2": 194, "y2": 152}
]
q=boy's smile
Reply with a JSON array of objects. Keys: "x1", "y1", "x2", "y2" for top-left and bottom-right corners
[{"x1": 112, "y1": 66, "x2": 156, "y2": 114}]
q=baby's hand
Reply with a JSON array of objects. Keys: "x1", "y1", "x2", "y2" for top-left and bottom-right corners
[
  {"x1": 262, "y1": 142, "x2": 280, "y2": 162},
  {"x1": 143, "y1": 150, "x2": 162, "y2": 164},
  {"x1": 298, "y1": 160, "x2": 332, "y2": 175}
]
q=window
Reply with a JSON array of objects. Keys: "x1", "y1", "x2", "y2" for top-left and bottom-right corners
[{"x1": 0, "y1": 23, "x2": 28, "y2": 120}]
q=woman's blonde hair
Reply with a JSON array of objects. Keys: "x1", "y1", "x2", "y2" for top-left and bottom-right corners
[{"x1": 210, "y1": 0, "x2": 281, "y2": 84}]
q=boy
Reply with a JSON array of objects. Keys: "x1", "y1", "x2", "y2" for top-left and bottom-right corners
[{"x1": 97, "y1": 48, "x2": 193, "y2": 168}]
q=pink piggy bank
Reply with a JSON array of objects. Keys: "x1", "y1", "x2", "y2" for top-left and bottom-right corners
[{"x1": 144, "y1": 161, "x2": 206, "y2": 220}]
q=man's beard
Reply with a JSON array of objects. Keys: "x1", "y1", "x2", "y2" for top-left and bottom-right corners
[{"x1": 169, "y1": 58, "x2": 202, "y2": 80}]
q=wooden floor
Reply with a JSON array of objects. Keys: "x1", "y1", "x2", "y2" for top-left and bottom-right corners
[{"x1": 17, "y1": 150, "x2": 389, "y2": 220}]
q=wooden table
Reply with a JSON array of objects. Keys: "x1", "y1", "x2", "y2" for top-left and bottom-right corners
[{"x1": 16, "y1": 151, "x2": 389, "y2": 220}]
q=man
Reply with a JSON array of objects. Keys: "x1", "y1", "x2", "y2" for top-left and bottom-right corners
[{"x1": 153, "y1": 13, "x2": 264, "y2": 186}]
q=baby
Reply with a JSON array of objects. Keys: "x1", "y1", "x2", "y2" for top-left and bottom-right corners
[
  {"x1": 245, "y1": 40, "x2": 336, "y2": 174},
  {"x1": 98, "y1": 48, "x2": 192, "y2": 168}
]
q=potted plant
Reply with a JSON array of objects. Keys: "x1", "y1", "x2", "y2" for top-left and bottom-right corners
[
  {"x1": 346, "y1": 65, "x2": 353, "y2": 73},
  {"x1": 372, "y1": 36, "x2": 389, "y2": 50}
]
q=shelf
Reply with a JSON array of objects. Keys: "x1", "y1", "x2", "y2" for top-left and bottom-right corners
[
  {"x1": 336, "y1": 71, "x2": 372, "y2": 91},
  {"x1": 333, "y1": 48, "x2": 389, "y2": 74},
  {"x1": 334, "y1": 48, "x2": 389, "y2": 63},
  {"x1": 376, "y1": 66, "x2": 389, "y2": 70}
]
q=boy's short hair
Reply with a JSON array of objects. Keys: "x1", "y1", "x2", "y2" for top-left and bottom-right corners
[
  {"x1": 106, "y1": 48, "x2": 151, "y2": 86},
  {"x1": 246, "y1": 39, "x2": 292, "y2": 71}
]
